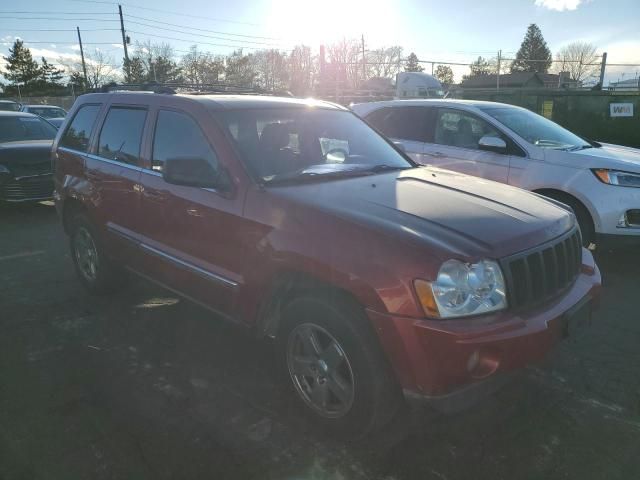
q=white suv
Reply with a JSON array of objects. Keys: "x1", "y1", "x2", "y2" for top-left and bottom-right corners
[{"x1": 353, "y1": 99, "x2": 640, "y2": 248}]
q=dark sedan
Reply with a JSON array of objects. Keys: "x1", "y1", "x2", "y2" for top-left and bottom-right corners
[{"x1": 0, "y1": 111, "x2": 57, "y2": 202}]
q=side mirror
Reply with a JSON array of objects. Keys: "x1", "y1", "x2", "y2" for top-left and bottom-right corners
[
  {"x1": 478, "y1": 136, "x2": 507, "y2": 153},
  {"x1": 162, "y1": 157, "x2": 225, "y2": 189}
]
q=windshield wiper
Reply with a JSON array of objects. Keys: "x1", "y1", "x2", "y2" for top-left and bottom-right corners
[
  {"x1": 265, "y1": 164, "x2": 408, "y2": 186},
  {"x1": 567, "y1": 145, "x2": 593, "y2": 151}
]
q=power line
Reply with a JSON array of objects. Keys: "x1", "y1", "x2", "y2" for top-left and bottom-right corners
[
  {"x1": 18, "y1": 40, "x2": 118, "y2": 45},
  {"x1": 0, "y1": 10, "x2": 115, "y2": 15},
  {"x1": 124, "y1": 20, "x2": 289, "y2": 48},
  {"x1": 1, "y1": 16, "x2": 120, "y2": 21},
  {"x1": 126, "y1": 30, "x2": 290, "y2": 51},
  {"x1": 124, "y1": 14, "x2": 281, "y2": 41},
  {"x1": 69, "y1": 0, "x2": 262, "y2": 26},
  {"x1": 2, "y1": 28, "x2": 120, "y2": 32}
]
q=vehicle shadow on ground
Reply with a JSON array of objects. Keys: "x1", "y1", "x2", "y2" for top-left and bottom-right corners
[{"x1": 1, "y1": 207, "x2": 638, "y2": 479}]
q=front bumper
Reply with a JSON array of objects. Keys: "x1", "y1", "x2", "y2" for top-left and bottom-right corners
[{"x1": 367, "y1": 249, "x2": 602, "y2": 400}]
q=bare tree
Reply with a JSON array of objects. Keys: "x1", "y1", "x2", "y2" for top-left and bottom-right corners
[
  {"x1": 180, "y1": 45, "x2": 225, "y2": 85},
  {"x1": 60, "y1": 49, "x2": 119, "y2": 88},
  {"x1": 367, "y1": 46, "x2": 403, "y2": 79},
  {"x1": 289, "y1": 45, "x2": 315, "y2": 96},
  {"x1": 251, "y1": 49, "x2": 289, "y2": 91},
  {"x1": 554, "y1": 42, "x2": 599, "y2": 83},
  {"x1": 131, "y1": 41, "x2": 181, "y2": 83},
  {"x1": 327, "y1": 38, "x2": 361, "y2": 89}
]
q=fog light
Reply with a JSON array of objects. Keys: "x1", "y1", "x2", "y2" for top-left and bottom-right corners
[
  {"x1": 466, "y1": 348, "x2": 501, "y2": 379},
  {"x1": 617, "y1": 213, "x2": 628, "y2": 228}
]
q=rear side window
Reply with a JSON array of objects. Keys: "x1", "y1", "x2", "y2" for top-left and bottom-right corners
[
  {"x1": 60, "y1": 104, "x2": 100, "y2": 152},
  {"x1": 152, "y1": 110, "x2": 218, "y2": 173},
  {"x1": 366, "y1": 106, "x2": 431, "y2": 142},
  {"x1": 97, "y1": 107, "x2": 147, "y2": 165}
]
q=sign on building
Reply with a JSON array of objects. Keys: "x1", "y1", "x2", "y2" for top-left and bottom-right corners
[{"x1": 610, "y1": 103, "x2": 634, "y2": 117}]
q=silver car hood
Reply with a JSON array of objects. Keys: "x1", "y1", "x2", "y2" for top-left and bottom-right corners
[{"x1": 544, "y1": 143, "x2": 640, "y2": 172}]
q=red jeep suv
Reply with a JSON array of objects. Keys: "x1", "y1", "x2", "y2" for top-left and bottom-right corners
[{"x1": 52, "y1": 91, "x2": 601, "y2": 437}]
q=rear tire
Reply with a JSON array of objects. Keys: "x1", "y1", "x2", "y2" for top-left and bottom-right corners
[
  {"x1": 69, "y1": 212, "x2": 123, "y2": 294},
  {"x1": 276, "y1": 293, "x2": 404, "y2": 439}
]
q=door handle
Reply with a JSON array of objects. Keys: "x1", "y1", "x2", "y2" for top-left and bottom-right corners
[{"x1": 133, "y1": 184, "x2": 144, "y2": 193}]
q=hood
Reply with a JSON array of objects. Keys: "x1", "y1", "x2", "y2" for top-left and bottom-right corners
[
  {"x1": 271, "y1": 167, "x2": 575, "y2": 260},
  {"x1": 0, "y1": 140, "x2": 53, "y2": 177},
  {"x1": 545, "y1": 143, "x2": 640, "y2": 171}
]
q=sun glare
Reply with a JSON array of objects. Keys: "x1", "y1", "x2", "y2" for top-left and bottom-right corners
[{"x1": 266, "y1": 0, "x2": 396, "y2": 47}]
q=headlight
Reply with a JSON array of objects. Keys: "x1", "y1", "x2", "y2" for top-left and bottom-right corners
[
  {"x1": 593, "y1": 169, "x2": 640, "y2": 188},
  {"x1": 414, "y1": 259, "x2": 507, "y2": 319}
]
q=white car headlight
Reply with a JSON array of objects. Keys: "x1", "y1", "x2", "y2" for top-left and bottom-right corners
[
  {"x1": 593, "y1": 169, "x2": 640, "y2": 188},
  {"x1": 415, "y1": 259, "x2": 507, "y2": 318}
]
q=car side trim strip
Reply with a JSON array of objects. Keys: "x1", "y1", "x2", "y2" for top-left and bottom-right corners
[
  {"x1": 139, "y1": 243, "x2": 239, "y2": 288},
  {"x1": 106, "y1": 223, "x2": 239, "y2": 289}
]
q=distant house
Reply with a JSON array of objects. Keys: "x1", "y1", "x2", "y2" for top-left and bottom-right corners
[
  {"x1": 609, "y1": 78, "x2": 639, "y2": 91},
  {"x1": 461, "y1": 72, "x2": 578, "y2": 89}
]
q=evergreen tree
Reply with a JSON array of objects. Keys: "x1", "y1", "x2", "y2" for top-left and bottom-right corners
[
  {"x1": 125, "y1": 57, "x2": 147, "y2": 83},
  {"x1": 404, "y1": 53, "x2": 423, "y2": 72},
  {"x1": 2, "y1": 40, "x2": 41, "y2": 86},
  {"x1": 511, "y1": 24, "x2": 552, "y2": 73},
  {"x1": 40, "y1": 57, "x2": 65, "y2": 85}
]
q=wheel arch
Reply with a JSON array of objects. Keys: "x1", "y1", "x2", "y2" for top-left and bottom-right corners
[
  {"x1": 61, "y1": 196, "x2": 89, "y2": 234},
  {"x1": 533, "y1": 188, "x2": 597, "y2": 237},
  {"x1": 256, "y1": 269, "x2": 376, "y2": 340}
]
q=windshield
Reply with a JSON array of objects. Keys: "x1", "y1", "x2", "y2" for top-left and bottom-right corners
[
  {"x1": 0, "y1": 115, "x2": 58, "y2": 142},
  {"x1": 217, "y1": 107, "x2": 412, "y2": 184},
  {"x1": 29, "y1": 107, "x2": 66, "y2": 118},
  {"x1": 480, "y1": 106, "x2": 591, "y2": 150}
]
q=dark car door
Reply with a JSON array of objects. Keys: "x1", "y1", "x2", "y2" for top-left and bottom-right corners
[
  {"x1": 135, "y1": 107, "x2": 247, "y2": 318},
  {"x1": 83, "y1": 104, "x2": 148, "y2": 266}
]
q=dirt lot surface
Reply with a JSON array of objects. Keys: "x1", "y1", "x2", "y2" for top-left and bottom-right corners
[{"x1": 1, "y1": 202, "x2": 639, "y2": 480}]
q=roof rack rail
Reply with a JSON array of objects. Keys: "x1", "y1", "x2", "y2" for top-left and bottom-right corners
[{"x1": 92, "y1": 82, "x2": 293, "y2": 97}]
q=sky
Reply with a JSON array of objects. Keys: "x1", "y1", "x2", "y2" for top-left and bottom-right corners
[{"x1": 1, "y1": 0, "x2": 639, "y2": 84}]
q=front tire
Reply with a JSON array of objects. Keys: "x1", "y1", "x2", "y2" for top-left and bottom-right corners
[
  {"x1": 277, "y1": 294, "x2": 403, "y2": 439},
  {"x1": 69, "y1": 212, "x2": 123, "y2": 294}
]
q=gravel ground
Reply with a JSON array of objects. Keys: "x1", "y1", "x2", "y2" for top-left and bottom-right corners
[{"x1": 1, "y1": 201, "x2": 639, "y2": 480}]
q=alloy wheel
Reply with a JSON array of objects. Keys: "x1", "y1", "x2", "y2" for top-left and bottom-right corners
[
  {"x1": 74, "y1": 226, "x2": 99, "y2": 282},
  {"x1": 286, "y1": 323, "x2": 355, "y2": 418}
]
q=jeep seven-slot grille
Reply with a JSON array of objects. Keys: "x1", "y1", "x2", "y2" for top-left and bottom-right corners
[
  {"x1": 500, "y1": 228, "x2": 582, "y2": 311},
  {"x1": 0, "y1": 175, "x2": 53, "y2": 201}
]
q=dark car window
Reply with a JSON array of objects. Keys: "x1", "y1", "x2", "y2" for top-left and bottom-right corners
[
  {"x1": 0, "y1": 115, "x2": 57, "y2": 142},
  {"x1": 97, "y1": 107, "x2": 147, "y2": 166},
  {"x1": 0, "y1": 102, "x2": 21, "y2": 112},
  {"x1": 366, "y1": 106, "x2": 432, "y2": 143},
  {"x1": 60, "y1": 104, "x2": 101, "y2": 152},
  {"x1": 28, "y1": 107, "x2": 67, "y2": 118},
  {"x1": 434, "y1": 108, "x2": 503, "y2": 151},
  {"x1": 152, "y1": 110, "x2": 219, "y2": 174}
]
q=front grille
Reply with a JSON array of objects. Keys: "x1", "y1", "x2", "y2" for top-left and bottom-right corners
[
  {"x1": 0, "y1": 175, "x2": 54, "y2": 201},
  {"x1": 626, "y1": 209, "x2": 640, "y2": 227},
  {"x1": 500, "y1": 228, "x2": 582, "y2": 311}
]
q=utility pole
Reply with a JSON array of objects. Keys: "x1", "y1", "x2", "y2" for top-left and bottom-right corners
[
  {"x1": 118, "y1": 4, "x2": 130, "y2": 82},
  {"x1": 497, "y1": 50, "x2": 502, "y2": 91},
  {"x1": 431, "y1": 62, "x2": 434, "y2": 75},
  {"x1": 599, "y1": 52, "x2": 607, "y2": 88},
  {"x1": 361, "y1": 34, "x2": 366, "y2": 86},
  {"x1": 76, "y1": 26, "x2": 88, "y2": 90}
]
